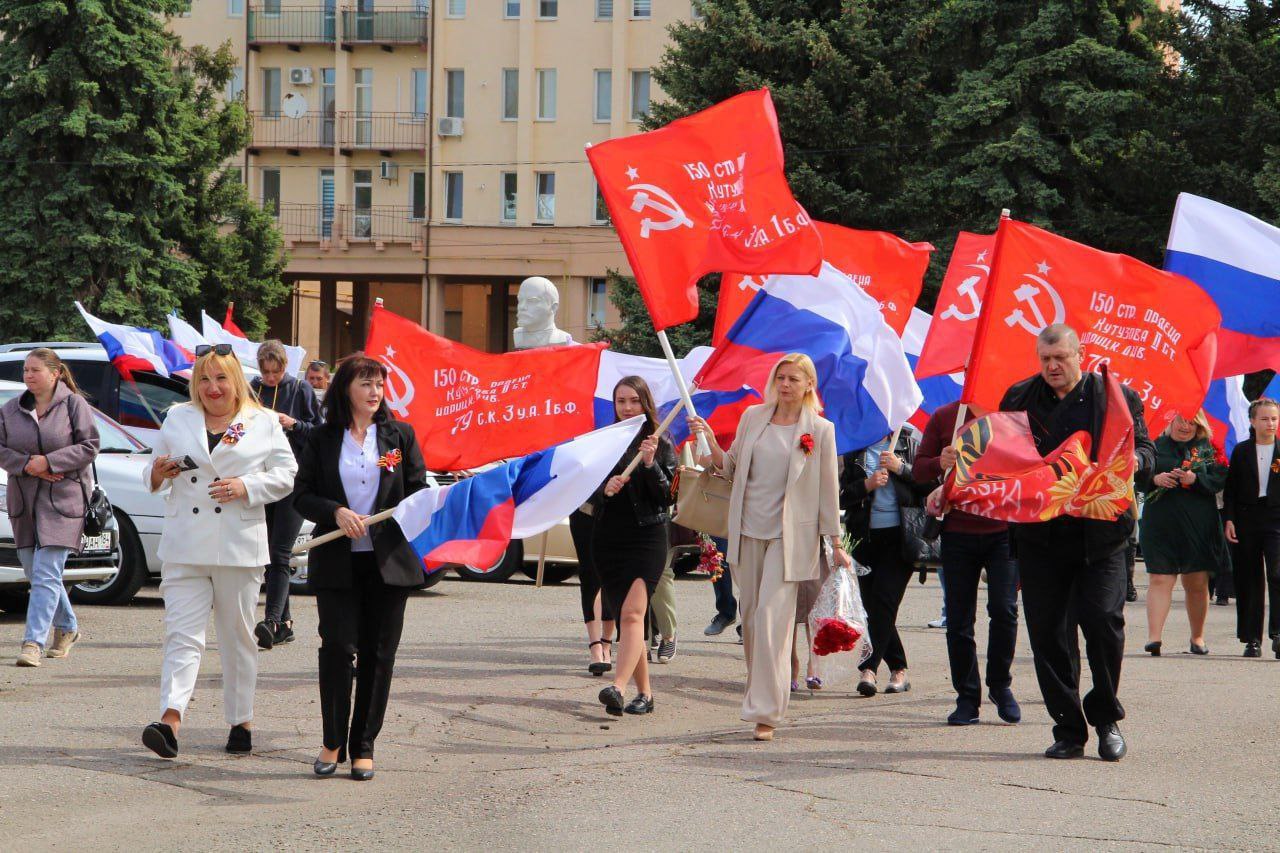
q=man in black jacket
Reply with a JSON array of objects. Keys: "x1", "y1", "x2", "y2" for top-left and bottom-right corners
[{"x1": 999, "y1": 324, "x2": 1155, "y2": 762}]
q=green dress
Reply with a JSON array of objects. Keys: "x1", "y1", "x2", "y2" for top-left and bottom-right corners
[{"x1": 1138, "y1": 435, "x2": 1229, "y2": 575}]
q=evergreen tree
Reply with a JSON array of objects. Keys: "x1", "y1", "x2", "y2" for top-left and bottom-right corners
[
  {"x1": 590, "y1": 272, "x2": 717, "y2": 356},
  {"x1": 0, "y1": 0, "x2": 286, "y2": 341}
]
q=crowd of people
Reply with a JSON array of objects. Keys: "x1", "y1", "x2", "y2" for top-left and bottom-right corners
[{"x1": 1, "y1": 322, "x2": 1278, "y2": 774}]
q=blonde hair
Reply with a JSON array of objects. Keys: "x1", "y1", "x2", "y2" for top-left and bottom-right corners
[
  {"x1": 188, "y1": 351, "x2": 260, "y2": 415},
  {"x1": 1168, "y1": 409, "x2": 1213, "y2": 443},
  {"x1": 256, "y1": 339, "x2": 289, "y2": 370},
  {"x1": 764, "y1": 353, "x2": 822, "y2": 412}
]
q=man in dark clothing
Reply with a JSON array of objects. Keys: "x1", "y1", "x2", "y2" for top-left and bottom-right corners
[
  {"x1": 999, "y1": 324, "x2": 1155, "y2": 762},
  {"x1": 915, "y1": 400, "x2": 1021, "y2": 727}
]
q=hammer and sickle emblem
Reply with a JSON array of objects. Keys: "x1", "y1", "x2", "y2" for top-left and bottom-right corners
[
  {"x1": 939, "y1": 270, "x2": 985, "y2": 322},
  {"x1": 628, "y1": 183, "x2": 695, "y2": 238},
  {"x1": 1003, "y1": 274, "x2": 1066, "y2": 336},
  {"x1": 377, "y1": 348, "x2": 416, "y2": 418},
  {"x1": 737, "y1": 275, "x2": 764, "y2": 293}
]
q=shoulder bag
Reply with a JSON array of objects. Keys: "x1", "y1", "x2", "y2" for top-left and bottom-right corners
[{"x1": 672, "y1": 466, "x2": 733, "y2": 538}]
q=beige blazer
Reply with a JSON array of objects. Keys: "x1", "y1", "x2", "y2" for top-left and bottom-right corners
[{"x1": 718, "y1": 403, "x2": 841, "y2": 583}]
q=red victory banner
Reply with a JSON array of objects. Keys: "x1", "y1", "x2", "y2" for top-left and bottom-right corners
[
  {"x1": 715, "y1": 221, "x2": 932, "y2": 343},
  {"x1": 914, "y1": 231, "x2": 996, "y2": 378},
  {"x1": 947, "y1": 372, "x2": 1136, "y2": 522},
  {"x1": 586, "y1": 89, "x2": 823, "y2": 332},
  {"x1": 961, "y1": 219, "x2": 1221, "y2": 434},
  {"x1": 365, "y1": 306, "x2": 605, "y2": 471}
]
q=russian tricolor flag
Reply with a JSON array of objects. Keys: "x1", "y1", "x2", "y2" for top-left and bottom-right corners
[
  {"x1": 1166, "y1": 193, "x2": 1280, "y2": 378},
  {"x1": 593, "y1": 347, "x2": 757, "y2": 448},
  {"x1": 695, "y1": 261, "x2": 923, "y2": 453},
  {"x1": 1204, "y1": 373, "x2": 1280, "y2": 459},
  {"x1": 392, "y1": 417, "x2": 643, "y2": 572},
  {"x1": 76, "y1": 303, "x2": 192, "y2": 378},
  {"x1": 902, "y1": 308, "x2": 964, "y2": 432}
]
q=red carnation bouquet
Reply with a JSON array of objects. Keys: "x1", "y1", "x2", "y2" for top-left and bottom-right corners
[{"x1": 806, "y1": 563, "x2": 872, "y2": 681}]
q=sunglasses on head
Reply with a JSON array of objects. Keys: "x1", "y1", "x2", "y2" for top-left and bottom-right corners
[
  {"x1": 308, "y1": 360, "x2": 327, "y2": 370},
  {"x1": 194, "y1": 344, "x2": 234, "y2": 357}
]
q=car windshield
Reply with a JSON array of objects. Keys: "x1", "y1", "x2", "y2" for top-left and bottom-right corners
[{"x1": 0, "y1": 388, "x2": 146, "y2": 453}]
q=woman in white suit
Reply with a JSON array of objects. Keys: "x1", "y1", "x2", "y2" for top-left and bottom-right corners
[
  {"x1": 140, "y1": 345, "x2": 298, "y2": 758},
  {"x1": 691, "y1": 353, "x2": 848, "y2": 741}
]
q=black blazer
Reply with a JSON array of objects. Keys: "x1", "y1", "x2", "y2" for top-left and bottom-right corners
[
  {"x1": 293, "y1": 419, "x2": 429, "y2": 589},
  {"x1": 839, "y1": 432, "x2": 932, "y2": 540},
  {"x1": 1223, "y1": 438, "x2": 1280, "y2": 525}
]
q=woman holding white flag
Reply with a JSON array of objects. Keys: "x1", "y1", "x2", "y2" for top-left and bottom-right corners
[{"x1": 691, "y1": 353, "x2": 848, "y2": 742}]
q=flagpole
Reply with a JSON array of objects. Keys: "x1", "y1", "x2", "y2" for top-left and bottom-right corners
[
  {"x1": 292, "y1": 507, "x2": 396, "y2": 554},
  {"x1": 618, "y1": 395, "x2": 687, "y2": 479},
  {"x1": 534, "y1": 530, "x2": 550, "y2": 588},
  {"x1": 656, "y1": 330, "x2": 711, "y2": 459}
]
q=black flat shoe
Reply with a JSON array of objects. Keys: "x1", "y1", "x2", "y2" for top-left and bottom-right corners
[
  {"x1": 350, "y1": 764, "x2": 375, "y2": 781},
  {"x1": 989, "y1": 688, "x2": 1022, "y2": 724},
  {"x1": 313, "y1": 746, "x2": 347, "y2": 777},
  {"x1": 947, "y1": 704, "x2": 979, "y2": 726},
  {"x1": 1244, "y1": 642, "x2": 1262, "y2": 658},
  {"x1": 273, "y1": 621, "x2": 295, "y2": 645},
  {"x1": 226, "y1": 724, "x2": 252, "y2": 754},
  {"x1": 142, "y1": 722, "x2": 178, "y2": 759},
  {"x1": 1189, "y1": 642, "x2": 1209, "y2": 655},
  {"x1": 1144, "y1": 641, "x2": 1161, "y2": 656},
  {"x1": 624, "y1": 694, "x2": 654, "y2": 715},
  {"x1": 598, "y1": 685, "x2": 625, "y2": 716},
  {"x1": 1044, "y1": 739, "x2": 1085, "y2": 759},
  {"x1": 1096, "y1": 723, "x2": 1127, "y2": 762},
  {"x1": 254, "y1": 620, "x2": 275, "y2": 651}
]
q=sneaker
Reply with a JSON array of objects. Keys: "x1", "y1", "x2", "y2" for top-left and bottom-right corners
[
  {"x1": 927, "y1": 617, "x2": 947, "y2": 629},
  {"x1": 657, "y1": 636, "x2": 677, "y2": 663},
  {"x1": 704, "y1": 614, "x2": 735, "y2": 636},
  {"x1": 15, "y1": 642, "x2": 41, "y2": 667},
  {"x1": 254, "y1": 620, "x2": 275, "y2": 651},
  {"x1": 272, "y1": 621, "x2": 295, "y2": 645},
  {"x1": 46, "y1": 629, "x2": 80, "y2": 659},
  {"x1": 649, "y1": 633, "x2": 661, "y2": 650}
]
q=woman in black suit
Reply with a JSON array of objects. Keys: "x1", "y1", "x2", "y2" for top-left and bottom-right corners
[
  {"x1": 293, "y1": 354, "x2": 428, "y2": 780},
  {"x1": 1223, "y1": 398, "x2": 1280, "y2": 658}
]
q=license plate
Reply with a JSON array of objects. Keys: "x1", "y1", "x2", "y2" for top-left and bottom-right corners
[{"x1": 81, "y1": 533, "x2": 112, "y2": 553}]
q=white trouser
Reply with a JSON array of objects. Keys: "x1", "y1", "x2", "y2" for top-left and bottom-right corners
[{"x1": 158, "y1": 563, "x2": 263, "y2": 726}]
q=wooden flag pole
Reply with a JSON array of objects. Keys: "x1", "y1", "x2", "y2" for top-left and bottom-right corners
[
  {"x1": 534, "y1": 530, "x2": 550, "y2": 588},
  {"x1": 292, "y1": 507, "x2": 396, "y2": 554}
]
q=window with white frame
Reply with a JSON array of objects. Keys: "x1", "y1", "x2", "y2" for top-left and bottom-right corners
[
  {"x1": 262, "y1": 68, "x2": 282, "y2": 117},
  {"x1": 410, "y1": 171, "x2": 426, "y2": 220},
  {"x1": 504, "y1": 0, "x2": 520, "y2": 17},
  {"x1": 228, "y1": 0, "x2": 244, "y2": 17},
  {"x1": 225, "y1": 66, "x2": 244, "y2": 101},
  {"x1": 446, "y1": 0, "x2": 465, "y2": 17},
  {"x1": 632, "y1": 0, "x2": 651, "y2": 18},
  {"x1": 411, "y1": 69, "x2": 429, "y2": 118},
  {"x1": 445, "y1": 69, "x2": 465, "y2": 118},
  {"x1": 501, "y1": 172, "x2": 518, "y2": 222},
  {"x1": 261, "y1": 168, "x2": 281, "y2": 216},
  {"x1": 536, "y1": 69, "x2": 557, "y2": 120},
  {"x1": 593, "y1": 69, "x2": 611, "y2": 122},
  {"x1": 595, "y1": 0, "x2": 613, "y2": 19},
  {"x1": 629, "y1": 70, "x2": 650, "y2": 121},
  {"x1": 538, "y1": 0, "x2": 557, "y2": 18},
  {"x1": 535, "y1": 172, "x2": 555, "y2": 222},
  {"x1": 593, "y1": 181, "x2": 610, "y2": 224},
  {"x1": 502, "y1": 69, "x2": 519, "y2": 120},
  {"x1": 587, "y1": 278, "x2": 608, "y2": 328},
  {"x1": 444, "y1": 172, "x2": 463, "y2": 220},
  {"x1": 262, "y1": 0, "x2": 281, "y2": 13}
]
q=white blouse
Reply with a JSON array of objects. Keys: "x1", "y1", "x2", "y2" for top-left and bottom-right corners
[
  {"x1": 1258, "y1": 443, "x2": 1274, "y2": 499},
  {"x1": 340, "y1": 428, "x2": 379, "y2": 552}
]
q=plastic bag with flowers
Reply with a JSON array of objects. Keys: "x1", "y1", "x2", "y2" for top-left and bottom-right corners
[{"x1": 806, "y1": 561, "x2": 872, "y2": 685}]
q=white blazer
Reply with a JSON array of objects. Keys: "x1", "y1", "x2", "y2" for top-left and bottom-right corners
[{"x1": 144, "y1": 403, "x2": 298, "y2": 568}]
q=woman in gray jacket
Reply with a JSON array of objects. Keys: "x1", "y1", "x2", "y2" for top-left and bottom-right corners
[{"x1": 0, "y1": 349, "x2": 100, "y2": 667}]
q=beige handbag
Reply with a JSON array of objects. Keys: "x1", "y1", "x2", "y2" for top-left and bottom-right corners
[{"x1": 673, "y1": 465, "x2": 733, "y2": 538}]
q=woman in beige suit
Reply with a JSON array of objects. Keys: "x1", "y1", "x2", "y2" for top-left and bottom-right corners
[{"x1": 690, "y1": 353, "x2": 848, "y2": 741}]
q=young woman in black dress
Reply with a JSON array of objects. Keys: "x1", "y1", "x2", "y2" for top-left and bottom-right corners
[{"x1": 593, "y1": 377, "x2": 676, "y2": 717}]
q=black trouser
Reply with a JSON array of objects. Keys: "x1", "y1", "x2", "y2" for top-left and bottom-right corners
[
  {"x1": 855, "y1": 526, "x2": 912, "y2": 674},
  {"x1": 941, "y1": 531, "x2": 1020, "y2": 708},
  {"x1": 1230, "y1": 506, "x2": 1280, "y2": 644},
  {"x1": 264, "y1": 493, "x2": 304, "y2": 624},
  {"x1": 316, "y1": 553, "x2": 410, "y2": 759},
  {"x1": 570, "y1": 510, "x2": 613, "y2": 623},
  {"x1": 1018, "y1": 532, "x2": 1126, "y2": 746}
]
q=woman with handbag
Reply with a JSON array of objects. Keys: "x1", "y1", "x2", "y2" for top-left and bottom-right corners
[
  {"x1": 141, "y1": 346, "x2": 298, "y2": 758},
  {"x1": 293, "y1": 355, "x2": 429, "y2": 780},
  {"x1": 0, "y1": 349, "x2": 99, "y2": 667},
  {"x1": 840, "y1": 429, "x2": 931, "y2": 697},
  {"x1": 592, "y1": 376, "x2": 675, "y2": 718},
  {"x1": 690, "y1": 353, "x2": 848, "y2": 742}
]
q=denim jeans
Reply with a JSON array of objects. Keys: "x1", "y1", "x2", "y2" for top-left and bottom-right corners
[
  {"x1": 18, "y1": 547, "x2": 77, "y2": 648},
  {"x1": 711, "y1": 536, "x2": 736, "y2": 621}
]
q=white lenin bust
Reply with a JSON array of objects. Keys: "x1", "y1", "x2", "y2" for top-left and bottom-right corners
[{"x1": 513, "y1": 276, "x2": 574, "y2": 349}]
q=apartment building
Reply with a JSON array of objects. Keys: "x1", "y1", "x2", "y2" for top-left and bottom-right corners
[{"x1": 169, "y1": 0, "x2": 699, "y2": 360}]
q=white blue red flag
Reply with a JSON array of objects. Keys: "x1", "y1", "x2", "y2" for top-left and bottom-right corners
[
  {"x1": 593, "y1": 347, "x2": 756, "y2": 447},
  {"x1": 76, "y1": 303, "x2": 192, "y2": 378},
  {"x1": 695, "y1": 262, "x2": 923, "y2": 453},
  {"x1": 1166, "y1": 193, "x2": 1280, "y2": 378},
  {"x1": 902, "y1": 308, "x2": 964, "y2": 431},
  {"x1": 200, "y1": 310, "x2": 307, "y2": 378},
  {"x1": 1204, "y1": 373, "x2": 1280, "y2": 459},
  {"x1": 392, "y1": 417, "x2": 644, "y2": 572}
]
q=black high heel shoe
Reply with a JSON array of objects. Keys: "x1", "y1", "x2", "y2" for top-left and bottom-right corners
[
  {"x1": 587, "y1": 639, "x2": 613, "y2": 676},
  {"x1": 313, "y1": 746, "x2": 347, "y2": 777},
  {"x1": 1144, "y1": 641, "x2": 1162, "y2": 656},
  {"x1": 350, "y1": 760, "x2": 375, "y2": 782}
]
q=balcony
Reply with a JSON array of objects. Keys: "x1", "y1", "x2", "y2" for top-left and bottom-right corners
[
  {"x1": 248, "y1": 5, "x2": 337, "y2": 46},
  {"x1": 340, "y1": 8, "x2": 430, "y2": 46},
  {"x1": 249, "y1": 111, "x2": 336, "y2": 150},
  {"x1": 275, "y1": 203, "x2": 423, "y2": 246},
  {"x1": 338, "y1": 112, "x2": 427, "y2": 151}
]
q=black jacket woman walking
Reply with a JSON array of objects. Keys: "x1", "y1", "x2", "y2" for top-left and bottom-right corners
[
  {"x1": 293, "y1": 355, "x2": 428, "y2": 780},
  {"x1": 1223, "y1": 398, "x2": 1280, "y2": 659}
]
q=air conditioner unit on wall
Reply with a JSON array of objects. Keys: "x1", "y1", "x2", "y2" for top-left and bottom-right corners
[
  {"x1": 380, "y1": 160, "x2": 399, "y2": 180},
  {"x1": 289, "y1": 67, "x2": 314, "y2": 86},
  {"x1": 437, "y1": 117, "x2": 463, "y2": 137}
]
